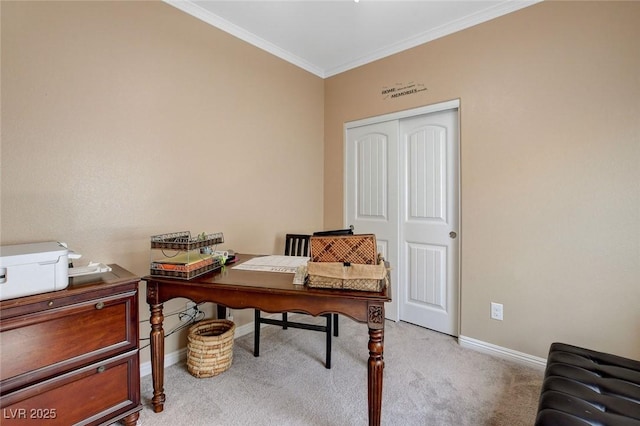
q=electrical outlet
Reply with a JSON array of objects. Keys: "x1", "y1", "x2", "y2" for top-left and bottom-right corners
[
  {"x1": 181, "y1": 301, "x2": 197, "y2": 322},
  {"x1": 491, "y1": 302, "x2": 503, "y2": 321}
]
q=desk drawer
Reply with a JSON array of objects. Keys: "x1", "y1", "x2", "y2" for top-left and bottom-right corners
[
  {"x1": 0, "y1": 290, "x2": 137, "y2": 392},
  {"x1": 0, "y1": 350, "x2": 140, "y2": 425}
]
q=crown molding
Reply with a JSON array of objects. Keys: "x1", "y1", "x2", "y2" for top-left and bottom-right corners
[
  {"x1": 325, "y1": 0, "x2": 542, "y2": 77},
  {"x1": 163, "y1": 0, "x2": 325, "y2": 77},
  {"x1": 164, "y1": 0, "x2": 542, "y2": 79}
]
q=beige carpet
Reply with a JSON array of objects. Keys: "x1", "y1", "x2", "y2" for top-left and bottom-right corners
[{"x1": 135, "y1": 316, "x2": 544, "y2": 425}]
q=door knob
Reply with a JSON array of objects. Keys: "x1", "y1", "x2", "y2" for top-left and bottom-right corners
[{"x1": 449, "y1": 231, "x2": 457, "y2": 239}]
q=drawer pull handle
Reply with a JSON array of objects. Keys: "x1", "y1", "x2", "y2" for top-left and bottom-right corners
[
  {"x1": 95, "y1": 302, "x2": 104, "y2": 310},
  {"x1": 48, "y1": 301, "x2": 54, "y2": 307},
  {"x1": 97, "y1": 366, "x2": 106, "y2": 373}
]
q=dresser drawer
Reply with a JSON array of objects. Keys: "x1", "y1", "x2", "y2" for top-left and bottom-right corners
[
  {"x1": 0, "y1": 290, "x2": 138, "y2": 393},
  {"x1": 0, "y1": 350, "x2": 140, "y2": 425}
]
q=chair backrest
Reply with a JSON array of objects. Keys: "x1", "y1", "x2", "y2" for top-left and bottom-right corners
[{"x1": 284, "y1": 234, "x2": 311, "y2": 257}]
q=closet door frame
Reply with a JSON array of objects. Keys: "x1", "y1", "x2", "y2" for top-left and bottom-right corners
[{"x1": 344, "y1": 99, "x2": 460, "y2": 326}]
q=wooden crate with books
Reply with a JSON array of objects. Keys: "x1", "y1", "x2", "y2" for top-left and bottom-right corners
[{"x1": 150, "y1": 231, "x2": 225, "y2": 279}]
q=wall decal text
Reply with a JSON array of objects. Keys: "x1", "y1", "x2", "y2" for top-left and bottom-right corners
[{"x1": 381, "y1": 82, "x2": 427, "y2": 100}]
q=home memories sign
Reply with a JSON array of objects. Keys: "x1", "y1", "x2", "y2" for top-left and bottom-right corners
[{"x1": 381, "y1": 81, "x2": 427, "y2": 100}]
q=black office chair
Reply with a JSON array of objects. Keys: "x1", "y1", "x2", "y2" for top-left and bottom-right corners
[
  {"x1": 254, "y1": 233, "x2": 332, "y2": 368},
  {"x1": 253, "y1": 228, "x2": 353, "y2": 369}
]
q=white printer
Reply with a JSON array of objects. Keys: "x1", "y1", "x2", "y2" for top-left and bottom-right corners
[{"x1": 0, "y1": 241, "x2": 70, "y2": 301}]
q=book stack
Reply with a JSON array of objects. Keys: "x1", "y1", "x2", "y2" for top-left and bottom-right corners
[{"x1": 150, "y1": 252, "x2": 223, "y2": 279}]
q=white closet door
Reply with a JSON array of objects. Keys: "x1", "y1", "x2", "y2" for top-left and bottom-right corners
[
  {"x1": 345, "y1": 120, "x2": 400, "y2": 321},
  {"x1": 345, "y1": 101, "x2": 459, "y2": 333},
  {"x1": 399, "y1": 109, "x2": 459, "y2": 335}
]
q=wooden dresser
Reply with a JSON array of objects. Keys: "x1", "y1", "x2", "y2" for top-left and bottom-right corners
[{"x1": 0, "y1": 265, "x2": 141, "y2": 425}]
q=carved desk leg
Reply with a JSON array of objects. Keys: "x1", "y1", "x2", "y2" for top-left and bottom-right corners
[
  {"x1": 150, "y1": 303, "x2": 165, "y2": 413},
  {"x1": 367, "y1": 304, "x2": 385, "y2": 426}
]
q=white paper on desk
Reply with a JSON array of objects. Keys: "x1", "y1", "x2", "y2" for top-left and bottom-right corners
[
  {"x1": 68, "y1": 262, "x2": 112, "y2": 277},
  {"x1": 232, "y1": 255, "x2": 309, "y2": 273}
]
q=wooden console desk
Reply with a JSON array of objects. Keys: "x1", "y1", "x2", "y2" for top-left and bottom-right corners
[
  {"x1": 0, "y1": 265, "x2": 141, "y2": 426},
  {"x1": 145, "y1": 254, "x2": 391, "y2": 426}
]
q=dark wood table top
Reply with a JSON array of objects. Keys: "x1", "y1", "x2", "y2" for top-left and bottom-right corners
[{"x1": 145, "y1": 254, "x2": 390, "y2": 317}]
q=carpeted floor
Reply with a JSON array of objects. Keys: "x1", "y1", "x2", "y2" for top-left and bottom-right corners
[{"x1": 134, "y1": 316, "x2": 544, "y2": 425}]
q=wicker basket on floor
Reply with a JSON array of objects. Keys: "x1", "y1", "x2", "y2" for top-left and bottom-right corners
[{"x1": 187, "y1": 319, "x2": 235, "y2": 378}]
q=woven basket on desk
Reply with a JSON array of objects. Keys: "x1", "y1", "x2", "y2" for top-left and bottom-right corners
[
  {"x1": 307, "y1": 261, "x2": 388, "y2": 292},
  {"x1": 309, "y1": 234, "x2": 377, "y2": 265},
  {"x1": 186, "y1": 319, "x2": 235, "y2": 378},
  {"x1": 308, "y1": 234, "x2": 386, "y2": 291}
]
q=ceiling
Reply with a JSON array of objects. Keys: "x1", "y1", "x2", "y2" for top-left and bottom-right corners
[{"x1": 164, "y1": 0, "x2": 540, "y2": 78}]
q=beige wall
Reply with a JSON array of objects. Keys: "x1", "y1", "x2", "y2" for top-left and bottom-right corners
[
  {"x1": 2, "y1": 0, "x2": 639, "y2": 365},
  {"x1": 1, "y1": 1, "x2": 324, "y2": 364},
  {"x1": 325, "y1": 1, "x2": 640, "y2": 359}
]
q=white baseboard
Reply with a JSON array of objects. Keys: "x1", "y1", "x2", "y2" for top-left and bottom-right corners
[
  {"x1": 458, "y1": 335, "x2": 547, "y2": 369},
  {"x1": 139, "y1": 313, "x2": 279, "y2": 377},
  {"x1": 139, "y1": 347, "x2": 186, "y2": 378}
]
